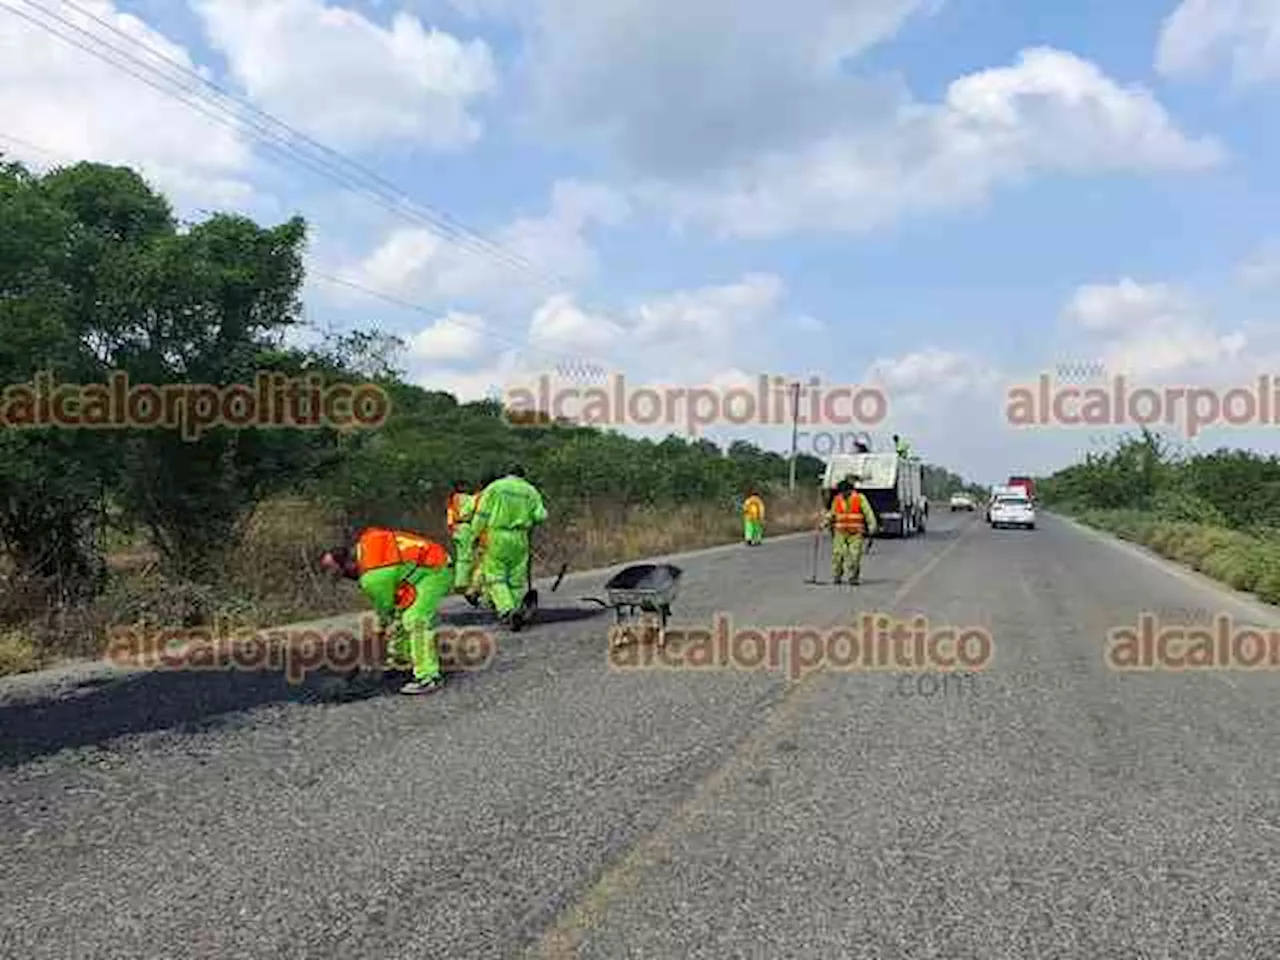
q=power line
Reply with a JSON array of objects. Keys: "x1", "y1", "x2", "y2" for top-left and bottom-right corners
[
  {"x1": 3, "y1": 0, "x2": 564, "y2": 289},
  {"x1": 0, "y1": 128, "x2": 622, "y2": 377},
  {"x1": 0, "y1": 1, "x2": 655, "y2": 377}
]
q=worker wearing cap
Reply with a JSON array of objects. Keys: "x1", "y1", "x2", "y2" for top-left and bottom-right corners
[
  {"x1": 742, "y1": 489, "x2": 765, "y2": 545},
  {"x1": 320, "y1": 527, "x2": 452, "y2": 695},
  {"x1": 823, "y1": 478, "x2": 878, "y2": 585},
  {"x1": 472, "y1": 466, "x2": 547, "y2": 629}
]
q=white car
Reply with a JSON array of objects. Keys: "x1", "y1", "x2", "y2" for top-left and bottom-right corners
[
  {"x1": 949, "y1": 493, "x2": 975, "y2": 511},
  {"x1": 990, "y1": 494, "x2": 1035, "y2": 529}
]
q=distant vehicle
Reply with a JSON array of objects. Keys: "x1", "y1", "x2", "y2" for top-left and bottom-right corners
[
  {"x1": 821, "y1": 450, "x2": 926, "y2": 537},
  {"x1": 949, "y1": 493, "x2": 975, "y2": 511},
  {"x1": 1007, "y1": 475, "x2": 1035, "y2": 500},
  {"x1": 990, "y1": 492, "x2": 1036, "y2": 529},
  {"x1": 986, "y1": 485, "x2": 1026, "y2": 523}
]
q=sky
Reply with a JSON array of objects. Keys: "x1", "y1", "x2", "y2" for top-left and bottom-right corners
[{"x1": 4, "y1": 0, "x2": 1280, "y2": 486}]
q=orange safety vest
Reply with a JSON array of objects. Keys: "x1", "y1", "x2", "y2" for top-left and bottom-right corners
[
  {"x1": 446, "y1": 492, "x2": 466, "y2": 535},
  {"x1": 355, "y1": 527, "x2": 449, "y2": 576},
  {"x1": 831, "y1": 493, "x2": 866, "y2": 535}
]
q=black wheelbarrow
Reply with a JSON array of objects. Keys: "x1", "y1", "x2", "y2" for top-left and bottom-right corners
[{"x1": 581, "y1": 563, "x2": 682, "y2": 645}]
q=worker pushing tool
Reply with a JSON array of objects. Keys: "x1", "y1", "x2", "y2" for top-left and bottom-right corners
[
  {"x1": 471, "y1": 465, "x2": 547, "y2": 630},
  {"x1": 822, "y1": 477, "x2": 878, "y2": 585},
  {"x1": 742, "y1": 488, "x2": 765, "y2": 545},
  {"x1": 320, "y1": 527, "x2": 453, "y2": 695}
]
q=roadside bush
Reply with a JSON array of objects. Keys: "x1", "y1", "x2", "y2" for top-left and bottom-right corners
[
  {"x1": 1199, "y1": 543, "x2": 1264, "y2": 593},
  {"x1": 1150, "y1": 488, "x2": 1229, "y2": 528}
]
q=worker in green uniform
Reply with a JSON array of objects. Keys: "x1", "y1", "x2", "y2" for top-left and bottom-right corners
[
  {"x1": 471, "y1": 466, "x2": 547, "y2": 630},
  {"x1": 320, "y1": 527, "x2": 453, "y2": 695}
]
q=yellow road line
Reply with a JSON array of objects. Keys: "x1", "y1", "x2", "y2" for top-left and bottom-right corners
[{"x1": 526, "y1": 519, "x2": 976, "y2": 958}]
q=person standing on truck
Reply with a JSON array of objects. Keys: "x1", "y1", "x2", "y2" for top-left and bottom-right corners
[
  {"x1": 472, "y1": 465, "x2": 547, "y2": 630},
  {"x1": 893, "y1": 434, "x2": 911, "y2": 457},
  {"x1": 319, "y1": 527, "x2": 453, "y2": 695},
  {"x1": 822, "y1": 478, "x2": 878, "y2": 585},
  {"x1": 742, "y1": 489, "x2": 765, "y2": 545}
]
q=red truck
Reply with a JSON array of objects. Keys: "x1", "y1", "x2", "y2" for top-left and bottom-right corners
[{"x1": 1007, "y1": 476, "x2": 1035, "y2": 500}]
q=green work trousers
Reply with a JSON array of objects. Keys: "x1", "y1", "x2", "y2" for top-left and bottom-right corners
[
  {"x1": 452, "y1": 523, "x2": 476, "y2": 591},
  {"x1": 392, "y1": 565, "x2": 454, "y2": 681},
  {"x1": 832, "y1": 531, "x2": 865, "y2": 582},
  {"x1": 480, "y1": 528, "x2": 530, "y2": 616}
]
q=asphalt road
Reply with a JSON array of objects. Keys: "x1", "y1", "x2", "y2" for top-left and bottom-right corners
[{"x1": 4, "y1": 510, "x2": 1280, "y2": 958}]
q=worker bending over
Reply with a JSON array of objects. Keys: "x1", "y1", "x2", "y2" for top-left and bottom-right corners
[
  {"x1": 472, "y1": 466, "x2": 547, "y2": 630},
  {"x1": 823, "y1": 478, "x2": 878, "y2": 585},
  {"x1": 320, "y1": 527, "x2": 453, "y2": 695},
  {"x1": 742, "y1": 489, "x2": 765, "y2": 545}
]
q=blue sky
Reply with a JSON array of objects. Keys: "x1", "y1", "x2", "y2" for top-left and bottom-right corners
[{"x1": 4, "y1": 0, "x2": 1280, "y2": 485}]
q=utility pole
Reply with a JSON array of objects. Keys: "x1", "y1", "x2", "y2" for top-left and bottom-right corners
[{"x1": 788, "y1": 380, "x2": 800, "y2": 492}]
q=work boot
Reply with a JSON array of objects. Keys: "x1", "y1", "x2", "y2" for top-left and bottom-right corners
[{"x1": 399, "y1": 675, "x2": 444, "y2": 695}]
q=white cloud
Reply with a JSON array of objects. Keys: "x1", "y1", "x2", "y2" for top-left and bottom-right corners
[
  {"x1": 463, "y1": 0, "x2": 934, "y2": 177},
  {"x1": 411, "y1": 348, "x2": 525, "y2": 402},
  {"x1": 1156, "y1": 0, "x2": 1280, "y2": 84},
  {"x1": 0, "y1": 0, "x2": 255, "y2": 207},
  {"x1": 193, "y1": 0, "x2": 497, "y2": 149},
  {"x1": 1060, "y1": 278, "x2": 1248, "y2": 379},
  {"x1": 1062, "y1": 278, "x2": 1190, "y2": 332},
  {"x1": 528, "y1": 295, "x2": 627, "y2": 356},
  {"x1": 648, "y1": 48, "x2": 1223, "y2": 237},
  {"x1": 343, "y1": 179, "x2": 629, "y2": 308},
  {"x1": 405, "y1": 311, "x2": 488, "y2": 363},
  {"x1": 631, "y1": 273, "x2": 785, "y2": 347},
  {"x1": 865, "y1": 347, "x2": 998, "y2": 396},
  {"x1": 406, "y1": 273, "x2": 799, "y2": 415}
]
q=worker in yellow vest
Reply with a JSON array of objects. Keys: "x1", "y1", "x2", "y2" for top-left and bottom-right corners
[
  {"x1": 742, "y1": 489, "x2": 765, "y2": 545},
  {"x1": 823, "y1": 478, "x2": 878, "y2": 584}
]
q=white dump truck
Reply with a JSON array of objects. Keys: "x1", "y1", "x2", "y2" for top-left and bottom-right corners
[{"x1": 821, "y1": 450, "x2": 927, "y2": 538}]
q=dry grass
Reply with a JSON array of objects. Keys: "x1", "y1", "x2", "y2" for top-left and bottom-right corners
[
  {"x1": 1076, "y1": 508, "x2": 1280, "y2": 605},
  {"x1": 1, "y1": 490, "x2": 823, "y2": 676}
]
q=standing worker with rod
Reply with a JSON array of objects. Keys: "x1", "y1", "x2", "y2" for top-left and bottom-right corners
[{"x1": 822, "y1": 477, "x2": 878, "y2": 585}]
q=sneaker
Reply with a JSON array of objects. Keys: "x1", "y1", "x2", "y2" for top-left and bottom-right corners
[{"x1": 399, "y1": 676, "x2": 444, "y2": 695}]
